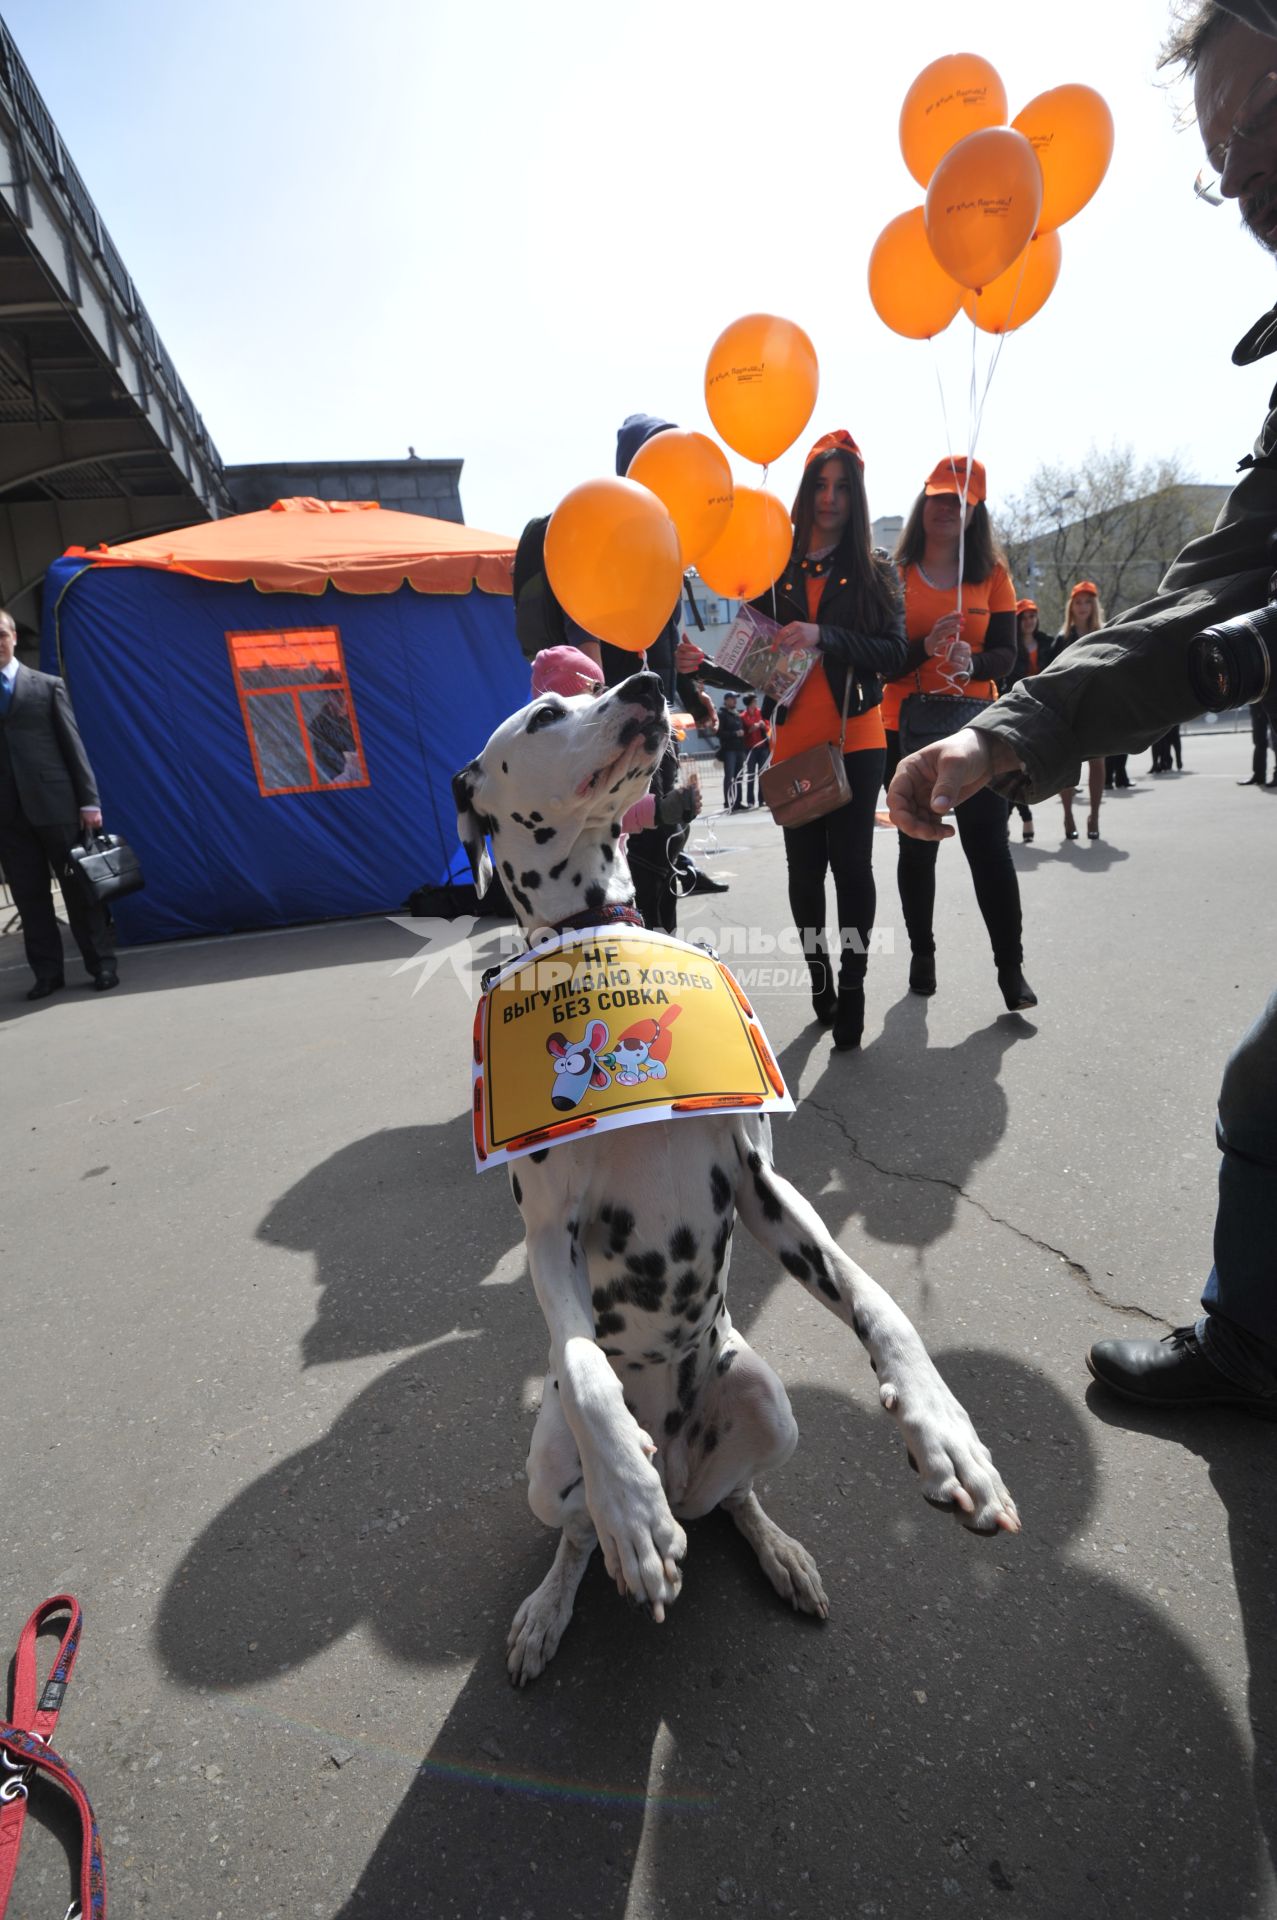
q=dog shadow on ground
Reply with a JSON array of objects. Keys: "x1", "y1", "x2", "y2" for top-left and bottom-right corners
[
  {"x1": 155, "y1": 1302, "x2": 1270, "y2": 1915},
  {"x1": 1085, "y1": 1387, "x2": 1277, "y2": 1885}
]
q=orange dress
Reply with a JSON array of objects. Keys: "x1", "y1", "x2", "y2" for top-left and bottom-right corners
[
  {"x1": 769, "y1": 573, "x2": 888, "y2": 766},
  {"x1": 881, "y1": 561, "x2": 1017, "y2": 733}
]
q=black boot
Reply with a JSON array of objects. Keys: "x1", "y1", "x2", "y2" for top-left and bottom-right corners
[
  {"x1": 832, "y1": 987, "x2": 865, "y2": 1051},
  {"x1": 908, "y1": 948, "x2": 936, "y2": 996},
  {"x1": 997, "y1": 965, "x2": 1038, "y2": 1010},
  {"x1": 805, "y1": 940, "x2": 836, "y2": 1026}
]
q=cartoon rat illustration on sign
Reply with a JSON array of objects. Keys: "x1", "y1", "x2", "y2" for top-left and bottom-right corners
[{"x1": 546, "y1": 1021, "x2": 612, "y2": 1111}]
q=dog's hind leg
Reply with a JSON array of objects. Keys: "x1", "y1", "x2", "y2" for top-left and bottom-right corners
[
  {"x1": 676, "y1": 1334, "x2": 828, "y2": 1618},
  {"x1": 733, "y1": 1137, "x2": 1020, "y2": 1537},
  {"x1": 507, "y1": 1372, "x2": 600, "y2": 1686}
]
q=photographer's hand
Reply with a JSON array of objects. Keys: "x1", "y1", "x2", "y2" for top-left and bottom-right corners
[{"x1": 888, "y1": 727, "x2": 1022, "y2": 840}]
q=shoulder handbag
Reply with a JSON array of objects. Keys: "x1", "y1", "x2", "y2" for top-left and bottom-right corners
[
  {"x1": 759, "y1": 668, "x2": 853, "y2": 829},
  {"x1": 67, "y1": 825, "x2": 145, "y2": 905},
  {"x1": 897, "y1": 657, "x2": 991, "y2": 757}
]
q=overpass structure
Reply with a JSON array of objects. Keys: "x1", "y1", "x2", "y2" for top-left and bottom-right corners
[{"x1": 0, "y1": 16, "x2": 232, "y2": 638}]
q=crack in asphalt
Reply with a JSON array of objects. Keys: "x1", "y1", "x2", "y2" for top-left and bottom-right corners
[{"x1": 805, "y1": 1096, "x2": 1168, "y2": 1330}]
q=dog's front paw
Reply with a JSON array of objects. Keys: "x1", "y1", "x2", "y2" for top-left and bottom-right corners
[
  {"x1": 507, "y1": 1584, "x2": 572, "y2": 1687},
  {"x1": 882, "y1": 1371, "x2": 1020, "y2": 1537},
  {"x1": 587, "y1": 1456, "x2": 687, "y2": 1620}
]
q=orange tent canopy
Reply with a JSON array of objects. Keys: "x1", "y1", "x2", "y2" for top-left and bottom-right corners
[{"x1": 65, "y1": 497, "x2": 517, "y2": 598}]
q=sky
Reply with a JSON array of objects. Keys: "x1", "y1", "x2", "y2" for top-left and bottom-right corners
[{"x1": 5, "y1": 0, "x2": 1277, "y2": 539}]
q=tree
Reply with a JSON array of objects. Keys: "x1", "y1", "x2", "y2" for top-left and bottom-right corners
[{"x1": 995, "y1": 445, "x2": 1225, "y2": 636}]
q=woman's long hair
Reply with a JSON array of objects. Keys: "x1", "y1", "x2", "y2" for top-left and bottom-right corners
[
  {"x1": 1063, "y1": 587, "x2": 1107, "y2": 639},
  {"x1": 790, "y1": 449, "x2": 899, "y2": 630},
  {"x1": 894, "y1": 489, "x2": 1001, "y2": 585}
]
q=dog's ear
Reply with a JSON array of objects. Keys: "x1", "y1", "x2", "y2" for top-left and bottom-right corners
[
  {"x1": 546, "y1": 1033, "x2": 568, "y2": 1058},
  {"x1": 452, "y1": 760, "x2": 494, "y2": 898},
  {"x1": 586, "y1": 1021, "x2": 608, "y2": 1051}
]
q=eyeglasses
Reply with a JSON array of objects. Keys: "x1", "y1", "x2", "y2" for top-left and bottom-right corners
[{"x1": 1194, "y1": 66, "x2": 1277, "y2": 204}]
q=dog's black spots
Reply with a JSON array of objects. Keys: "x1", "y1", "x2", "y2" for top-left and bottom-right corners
[
  {"x1": 510, "y1": 1173, "x2": 523, "y2": 1207},
  {"x1": 716, "y1": 1348, "x2": 738, "y2": 1376},
  {"x1": 511, "y1": 885, "x2": 533, "y2": 914},
  {"x1": 600, "y1": 1203, "x2": 613, "y2": 1223},
  {"x1": 780, "y1": 1248, "x2": 812, "y2": 1283},
  {"x1": 560, "y1": 1476, "x2": 582, "y2": 1501},
  {"x1": 752, "y1": 1171, "x2": 782, "y2": 1222},
  {"x1": 669, "y1": 1225, "x2": 697, "y2": 1262},
  {"x1": 591, "y1": 1286, "x2": 612, "y2": 1311},
  {"x1": 529, "y1": 811, "x2": 543, "y2": 823},
  {"x1": 534, "y1": 827, "x2": 557, "y2": 846},
  {"x1": 610, "y1": 822, "x2": 622, "y2": 839},
  {"x1": 626, "y1": 1250, "x2": 666, "y2": 1282},
  {"x1": 552, "y1": 1378, "x2": 559, "y2": 1391},
  {"x1": 585, "y1": 881, "x2": 607, "y2": 916},
  {"x1": 664, "y1": 1324, "x2": 683, "y2": 1345},
  {"x1": 711, "y1": 1216, "x2": 732, "y2": 1274},
  {"x1": 549, "y1": 856, "x2": 570, "y2": 880},
  {"x1": 608, "y1": 779, "x2": 625, "y2": 795},
  {"x1": 677, "y1": 1352, "x2": 698, "y2": 1407},
  {"x1": 708, "y1": 1325, "x2": 718, "y2": 1347},
  {"x1": 702, "y1": 1426, "x2": 719, "y2": 1453},
  {"x1": 501, "y1": 761, "x2": 508, "y2": 774},
  {"x1": 618, "y1": 716, "x2": 642, "y2": 747},
  {"x1": 643, "y1": 1350, "x2": 665, "y2": 1364},
  {"x1": 510, "y1": 810, "x2": 527, "y2": 827},
  {"x1": 626, "y1": 1361, "x2": 644, "y2": 1372},
  {"x1": 672, "y1": 1269, "x2": 698, "y2": 1306},
  {"x1": 851, "y1": 1309, "x2": 869, "y2": 1343},
  {"x1": 595, "y1": 1311, "x2": 626, "y2": 1337},
  {"x1": 710, "y1": 1165, "x2": 732, "y2": 1214},
  {"x1": 607, "y1": 1207, "x2": 635, "y2": 1252},
  {"x1": 623, "y1": 1274, "x2": 666, "y2": 1315},
  {"x1": 600, "y1": 844, "x2": 613, "y2": 864},
  {"x1": 601, "y1": 1345, "x2": 625, "y2": 1358},
  {"x1": 501, "y1": 861, "x2": 514, "y2": 881},
  {"x1": 530, "y1": 1149, "x2": 549, "y2": 1164},
  {"x1": 706, "y1": 1276, "x2": 719, "y2": 1299},
  {"x1": 520, "y1": 870, "x2": 541, "y2": 890},
  {"x1": 664, "y1": 1408, "x2": 685, "y2": 1437},
  {"x1": 687, "y1": 1419, "x2": 703, "y2": 1445},
  {"x1": 481, "y1": 813, "x2": 500, "y2": 838},
  {"x1": 747, "y1": 1150, "x2": 762, "y2": 1174},
  {"x1": 683, "y1": 1302, "x2": 703, "y2": 1324},
  {"x1": 572, "y1": 872, "x2": 582, "y2": 888}
]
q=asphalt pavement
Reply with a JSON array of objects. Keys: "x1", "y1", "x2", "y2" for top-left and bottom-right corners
[{"x1": 1, "y1": 728, "x2": 1274, "y2": 1919}]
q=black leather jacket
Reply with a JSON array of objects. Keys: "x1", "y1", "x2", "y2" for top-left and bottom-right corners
[{"x1": 750, "y1": 552, "x2": 907, "y2": 729}]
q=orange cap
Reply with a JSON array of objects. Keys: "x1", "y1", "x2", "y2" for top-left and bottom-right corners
[
  {"x1": 1069, "y1": 580, "x2": 1099, "y2": 599},
  {"x1": 1015, "y1": 598, "x2": 1037, "y2": 615},
  {"x1": 805, "y1": 429, "x2": 863, "y2": 468},
  {"x1": 923, "y1": 456, "x2": 986, "y2": 504}
]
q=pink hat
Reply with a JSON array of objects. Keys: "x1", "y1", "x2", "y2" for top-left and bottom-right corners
[{"x1": 530, "y1": 646, "x2": 604, "y2": 698}]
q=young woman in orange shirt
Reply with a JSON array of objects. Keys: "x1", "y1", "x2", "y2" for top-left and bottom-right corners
[
  {"x1": 883, "y1": 458, "x2": 1037, "y2": 1011},
  {"x1": 1045, "y1": 582, "x2": 1109, "y2": 838},
  {"x1": 750, "y1": 431, "x2": 907, "y2": 1051}
]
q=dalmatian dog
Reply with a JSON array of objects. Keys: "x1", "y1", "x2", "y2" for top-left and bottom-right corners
[{"x1": 453, "y1": 672, "x2": 1019, "y2": 1687}]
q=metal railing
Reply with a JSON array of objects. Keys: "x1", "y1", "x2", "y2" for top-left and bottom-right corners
[{"x1": 0, "y1": 14, "x2": 225, "y2": 482}]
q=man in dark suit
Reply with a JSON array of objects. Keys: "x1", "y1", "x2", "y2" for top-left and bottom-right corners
[{"x1": 0, "y1": 608, "x2": 118, "y2": 999}]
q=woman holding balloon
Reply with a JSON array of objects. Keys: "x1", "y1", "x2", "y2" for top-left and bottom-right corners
[
  {"x1": 883, "y1": 457, "x2": 1036, "y2": 1012},
  {"x1": 750, "y1": 431, "x2": 907, "y2": 1052}
]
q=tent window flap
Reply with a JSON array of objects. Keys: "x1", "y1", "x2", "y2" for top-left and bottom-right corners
[{"x1": 226, "y1": 626, "x2": 369, "y2": 797}]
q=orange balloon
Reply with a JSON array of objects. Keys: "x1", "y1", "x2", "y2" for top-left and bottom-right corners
[
  {"x1": 704, "y1": 314, "x2": 819, "y2": 467},
  {"x1": 1012, "y1": 84, "x2": 1115, "y2": 233},
  {"x1": 695, "y1": 486, "x2": 792, "y2": 601},
  {"x1": 626, "y1": 429, "x2": 734, "y2": 564},
  {"x1": 899, "y1": 53, "x2": 1008, "y2": 189},
  {"x1": 868, "y1": 207, "x2": 964, "y2": 340},
  {"x1": 960, "y1": 230, "x2": 1062, "y2": 334},
  {"x1": 924, "y1": 127, "x2": 1043, "y2": 291},
  {"x1": 544, "y1": 478, "x2": 683, "y2": 655}
]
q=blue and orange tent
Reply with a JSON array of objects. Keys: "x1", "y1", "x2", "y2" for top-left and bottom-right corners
[{"x1": 40, "y1": 498, "x2": 524, "y2": 941}]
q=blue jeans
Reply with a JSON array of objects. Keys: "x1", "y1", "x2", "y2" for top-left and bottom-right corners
[
  {"x1": 720, "y1": 750, "x2": 744, "y2": 810},
  {"x1": 1198, "y1": 989, "x2": 1277, "y2": 1392}
]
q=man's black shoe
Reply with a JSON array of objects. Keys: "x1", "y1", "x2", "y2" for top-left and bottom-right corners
[
  {"x1": 93, "y1": 969, "x2": 120, "y2": 992},
  {"x1": 1087, "y1": 1325, "x2": 1277, "y2": 1416},
  {"x1": 26, "y1": 977, "x2": 64, "y2": 1001},
  {"x1": 686, "y1": 867, "x2": 729, "y2": 895},
  {"x1": 1238, "y1": 776, "x2": 1262, "y2": 786}
]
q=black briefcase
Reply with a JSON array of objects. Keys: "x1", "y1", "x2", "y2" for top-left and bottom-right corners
[{"x1": 68, "y1": 827, "x2": 145, "y2": 904}]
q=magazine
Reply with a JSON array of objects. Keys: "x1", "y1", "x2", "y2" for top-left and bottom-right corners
[{"x1": 713, "y1": 604, "x2": 815, "y2": 709}]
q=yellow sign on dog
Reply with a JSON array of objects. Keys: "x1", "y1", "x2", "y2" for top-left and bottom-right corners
[{"x1": 471, "y1": 925, "x2": 792, "y2": 1170}]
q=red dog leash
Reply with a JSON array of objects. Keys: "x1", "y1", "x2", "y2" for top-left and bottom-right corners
[{"x1": 0, "y1": 1596, "x2": 106, "y2": 1919}]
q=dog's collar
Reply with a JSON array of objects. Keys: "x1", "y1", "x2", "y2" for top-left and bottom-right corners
[{"x1": 541, "y1": 903, "x2": 645, "y2": 938}]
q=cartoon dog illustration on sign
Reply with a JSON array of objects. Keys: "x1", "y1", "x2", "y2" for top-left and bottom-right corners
[
  {"x1": 604, "y1": 1004, "x2": 682, "y2": 1086},
  {"x1": 547, "y1": 1021, "x2": 611, "y2": 1111}
]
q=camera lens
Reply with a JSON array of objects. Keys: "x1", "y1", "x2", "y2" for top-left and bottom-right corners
[{"x1": 1186, "y1": 610, "x2": 1273, "y2": 712}]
